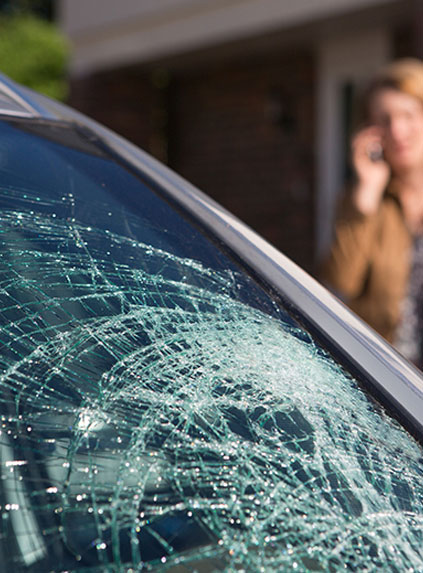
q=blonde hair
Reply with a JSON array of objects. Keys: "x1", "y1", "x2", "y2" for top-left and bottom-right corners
[{"x1": 362, "y1": 58, "x2": 423, "y2": 122}]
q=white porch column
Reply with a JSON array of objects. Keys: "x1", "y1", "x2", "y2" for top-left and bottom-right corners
[{"x1": 316, "y1": 29, "x2": 390, "y2": 260}]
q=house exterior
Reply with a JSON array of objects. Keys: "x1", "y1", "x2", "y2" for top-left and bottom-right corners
[{"x1": 58, "y1": 0, "x2": 422, "y2": 272}]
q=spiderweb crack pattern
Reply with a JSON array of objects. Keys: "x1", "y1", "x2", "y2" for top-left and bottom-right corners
[{"x1": 0, "y1": 198, "x2": 423, "y2": 572}]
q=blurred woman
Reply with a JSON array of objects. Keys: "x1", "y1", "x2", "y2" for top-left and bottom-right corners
[{"x1": 321, "y1": 58, "x2": 423, "y2": 365}]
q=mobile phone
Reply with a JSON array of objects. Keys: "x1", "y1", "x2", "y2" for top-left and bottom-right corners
[{"x1": 368, "y1": 143, "x2": 384, "y2": 162}]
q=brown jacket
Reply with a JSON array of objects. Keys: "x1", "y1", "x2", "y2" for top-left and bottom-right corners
[{"x1": 320, "y1": 184, "x2": 412, "y2": 342}]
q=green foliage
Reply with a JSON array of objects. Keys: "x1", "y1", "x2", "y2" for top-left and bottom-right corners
[{"x1": 0, "y1": 13, "x2": 68, "y2": 100}]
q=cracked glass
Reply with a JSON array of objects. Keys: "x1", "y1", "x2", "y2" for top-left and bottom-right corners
[{"x1": 1, "y1": 118, "x2": 423, "y2": 572}]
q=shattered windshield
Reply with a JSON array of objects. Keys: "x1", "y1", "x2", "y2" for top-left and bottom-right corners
[{"x1": 1, "y1": 118, "x2": 423, "y2": 572}]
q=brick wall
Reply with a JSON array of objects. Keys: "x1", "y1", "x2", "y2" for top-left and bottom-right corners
[
  {"x1": 69, "y1": 68, "x2": 164, "y2": 159},
  {"x1": 168, "y1": 52, "x2": 315, "y2": 271}
]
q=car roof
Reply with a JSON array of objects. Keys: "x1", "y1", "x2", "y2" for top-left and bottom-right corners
[{"x1": 1, "y1": 73, "x2": 423, "y2": 439}]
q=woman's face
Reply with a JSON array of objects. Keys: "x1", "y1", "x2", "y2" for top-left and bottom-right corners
[{"x1": 369, "y1": 88, "x2": 423, "y2": 175}]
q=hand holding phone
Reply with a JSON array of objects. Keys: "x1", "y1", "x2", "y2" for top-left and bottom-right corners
[{"x1": 350, "y1": 126, "x2": 390, "y2": 215}]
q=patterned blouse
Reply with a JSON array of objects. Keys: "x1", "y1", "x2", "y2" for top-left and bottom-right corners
[{"x1": 394, "y1": 234, "x2": 423, "y2": 367}]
